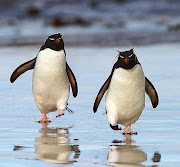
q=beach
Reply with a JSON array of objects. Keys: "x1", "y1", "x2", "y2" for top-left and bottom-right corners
[{"x1": 0, "y1": 43, "x2": 180, "y2": 166}]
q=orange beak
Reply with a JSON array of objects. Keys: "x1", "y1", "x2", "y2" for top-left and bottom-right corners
[
  {"x1": 55, "y1": 39, "x2": 59, "y2": 43},
  {"x1": 125, "y1": 57, "x2": 128, "y2": 64}
]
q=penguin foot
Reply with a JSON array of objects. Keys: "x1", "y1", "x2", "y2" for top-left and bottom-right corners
[
  {"x1": 38, "y1": 113, "x2": 51, "y2": 123},
  {"x1": 38, "y1": 119, "x2": 51, "y2": 123},
  {"x1": 40, "y1": 122, "x2": 49, "y2": 129},
  {"x1": 122, "y1": 131, "x2": 137, "y2": 135},
  {"x1": 123, "y1": 124, "x2": 137, "y2": 135},
  {"x1": 56, "y1": 109, "x2": 65, "y2": 117},
  {"x1": 110, "y1": 124, "x2": 122, "y2": 130}
]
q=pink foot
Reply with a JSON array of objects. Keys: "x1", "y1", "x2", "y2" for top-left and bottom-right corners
[
  {"x1": 123, "y1": 124, "x2": 137, "y2": 135},
  {"x1": 56, "y1": 109, "x2": 65, "y2": 117},
  {"x1": 38, "y1": 113, "x2": 51, "y2": 123},
  {"x1": 41, "y1": 122, "x2": 49, "y2": 129},
  {"x1": 124, "y1": 134, "x2": 132, "y2": 145}
]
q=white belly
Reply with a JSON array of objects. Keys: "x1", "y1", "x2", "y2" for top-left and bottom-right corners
[
  {"x1": 105, "y1": 64, "x2": 145, "y2": 126},
  {"x1": 32, "y1": 49, "x2": 70, "y2": 113}
]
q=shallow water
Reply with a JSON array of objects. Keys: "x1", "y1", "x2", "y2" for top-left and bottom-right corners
[{"x1": 0, "y1": 44, "x2": 180, "y2": 166}]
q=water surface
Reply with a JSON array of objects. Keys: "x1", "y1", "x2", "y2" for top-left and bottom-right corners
[{"x1": 0, "y1": 44, "x2": 180, "y2": 166}]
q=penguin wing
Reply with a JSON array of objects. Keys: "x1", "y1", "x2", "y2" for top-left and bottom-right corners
[
  {"x1": 66, "y1": 62, "x2": 78, "y2": 97},
  {"x1": 93, "y1": 74, "x2": 112, "y2": 113},
  {"x1": 10, "y1": 58, "x2": 36, "y2": 83},
  {"x1": 145, "y1": 77, "x2": 159, "y2": 108}
]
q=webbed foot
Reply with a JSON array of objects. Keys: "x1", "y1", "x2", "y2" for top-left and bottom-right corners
[
  {"x1": 56, "y1": 109, "x2": 65, "y2": 117},
  {"x1": 38, "y1": 113, "x2": 51, "y2": 123},
  {"x1": 123, "y1": 124, "x2": 137, "y2": 135}
]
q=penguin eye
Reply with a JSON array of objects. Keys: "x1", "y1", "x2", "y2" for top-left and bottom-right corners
[
  {"x1": 120, "y1": 55, "x2": 124, "y2": 59},
  {"x1": 49, "y1": 38, "x2": 55, "y2": 41},
  {"x1": 128, "y1": 54, "x2": 133, "y2": 58}
]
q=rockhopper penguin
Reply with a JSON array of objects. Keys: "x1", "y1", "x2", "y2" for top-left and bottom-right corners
[
  {"x1": 93, "y1": 49, "x2": 158, "y2": 134},
  {"x1": 10, "y1": 33, "x2": 78, "y2": 123}
]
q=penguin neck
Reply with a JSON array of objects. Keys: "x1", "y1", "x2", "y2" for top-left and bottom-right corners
[{"x1": 40, "y1": 43, "x2": 64, "y2": 52}]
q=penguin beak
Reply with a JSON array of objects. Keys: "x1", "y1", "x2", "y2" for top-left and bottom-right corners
[
  {"x1": 125, "y1": 57, "x2": 128, "y2": 64},
  {"x1": 55, "y1": 39, "x2": 59, "y2": 43}
]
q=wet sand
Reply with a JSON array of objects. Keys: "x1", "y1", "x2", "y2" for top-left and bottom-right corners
[{"x1": 0, "y1": 43, "x2": 180, "y2": 166}]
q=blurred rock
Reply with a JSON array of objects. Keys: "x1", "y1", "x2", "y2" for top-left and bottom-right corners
[
  {"x1": 168, "y1": 24, "x2": 180, "y2": 31},
  {"x1": 90, "y1": 0, "x2": 98, "y2": 9},
  {"x1": 52, "y1": 17, "x2": 64, "y2": 27},
  {"x1": 27, "y1": 6, "x2": 40, "y2": 16},
  {"x1": 115, "y1": 0, "x2": 127, "y2": 3},
  {"x1": 70, "y1": 17, "x2": 90, "y2": 26},
  {"x1": 50, "y1": 16, "x2": 90, "y2": 27}
]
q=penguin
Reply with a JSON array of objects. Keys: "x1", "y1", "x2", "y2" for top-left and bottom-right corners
[
  {"x1": 93, "y1": 49, "x2": 158, "y2": 134},
  {"x1": 10, "y1": 33, "x2": 78, "y2": 123}
]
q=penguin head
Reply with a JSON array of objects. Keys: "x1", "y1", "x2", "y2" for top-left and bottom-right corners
[
  {"x1": 45, "y1": 33, "x2": 64, "y2": 51},
  {"x1": 115, "y1": 49, "x2": 137, "y2": 69}
]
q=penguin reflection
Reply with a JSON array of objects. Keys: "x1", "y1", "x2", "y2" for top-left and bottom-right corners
[
  {"x1": 35, "y1": 127, "x2": 80, "y2": 164},
  {"x1": 107, "y1": 135, "x2": 147, "y2": 167}
]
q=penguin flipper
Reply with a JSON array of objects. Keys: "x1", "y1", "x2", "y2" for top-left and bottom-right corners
[
  {"x1": 66, "y1": 62, "x2": 78, "y2": 97},
  {"x1": 145, "y1": 77, "x2": 159, "y2": 108},
  {"x1": 10, "y1": 58, "x2": 36, "y2": 83},
  {"x1": 93, "y1": 75, "x2": 112, "y2": 113}
]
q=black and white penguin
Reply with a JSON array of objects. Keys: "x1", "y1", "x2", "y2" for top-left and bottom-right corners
[
  {"x1": 10, "y1": 33, "x2": 78, "y2": 123},
  {"x1": 93, "y1": 49, "x2": 158, "y2": 134}
]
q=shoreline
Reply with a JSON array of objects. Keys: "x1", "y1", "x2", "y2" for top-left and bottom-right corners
[{"x1": 2, "y1": 31, "x2": 180, "y2": 47}]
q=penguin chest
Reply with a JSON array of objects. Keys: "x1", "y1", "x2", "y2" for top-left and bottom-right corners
[
  {"x1": 105, "y1": 64, "x2": 145, "y2": 125},
  {"x1": 32, "y1": 49, "x2": 70, "y2": 111}
]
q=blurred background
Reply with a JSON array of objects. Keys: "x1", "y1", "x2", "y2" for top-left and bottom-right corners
[{"x1": 0, "y1": 0, "x2": 179, "y2": 47}]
